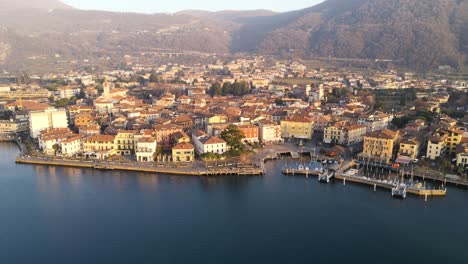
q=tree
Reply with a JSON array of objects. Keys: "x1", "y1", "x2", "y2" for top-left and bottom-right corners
[
  {"x1": 220, "y1": 125, "x2": 245, "y2": 151},
  {"x1": 209, "y1": 83, "x2": 222, "y2": 97},
  {"x1": 52, "y1": 144, "x2": 60, "y2": 156},
  {"x1": 149, "y1": 71, "x2": 159, "y2": 83},
  {"x1": 222, "y1": 82, "x2": 232, "y2": 96},
  {"x1": 391, "y1": 116, "x2": 412, "y2": 128}
]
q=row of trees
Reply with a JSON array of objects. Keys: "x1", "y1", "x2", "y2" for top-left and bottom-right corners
[{"x1": 209, "y1": 81, "x2": 251, "y2": 97}]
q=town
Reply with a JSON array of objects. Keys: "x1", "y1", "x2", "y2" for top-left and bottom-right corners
[{"x1": 0, "y1": 56, "x2": 467, "y2": 184}]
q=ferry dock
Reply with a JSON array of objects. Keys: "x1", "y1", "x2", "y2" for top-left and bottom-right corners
[{"x1": 282, "y1": 160, "x2": 448, "y2": 198}]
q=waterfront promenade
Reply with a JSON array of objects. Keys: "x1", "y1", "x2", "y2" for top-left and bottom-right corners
[
  {"x1": 16, "y1": 156, "x2": 264, "y2": 176},
  {"x1": 14, "y1": 141, "x2": 319, "y2": 177}
]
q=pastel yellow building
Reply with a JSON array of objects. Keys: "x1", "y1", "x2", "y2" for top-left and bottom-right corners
[
  {"x1": 398, "y1": 138, "x2": 421, "y2": 160},
  {"x1": 426, "y1": 134, "x2": 447, "y2": 160},
  {"x1": 361, "y1": 129, "x2": 399, "y2": 163},
  {"x1": 323, "y1": 122, "x2": 366, "y2": 146},
  {"x1": 280, "y1": 115, "x2": 314, "y2": 140},
  {"x1": 172, "y1": 142, "x2": 195, "y2": 163},
  {"x1": 426, "y1": 128, "x2": 463, "y2": 160},
  {"x1": 114, "y1": 130, "x2": 136, "y2": 156},
  {"x1": 446, "y1": 128, "x2": 463, "y2": 156},
  {"x1": 83, "y1": 134, "x2": 116, "y2": 159}
]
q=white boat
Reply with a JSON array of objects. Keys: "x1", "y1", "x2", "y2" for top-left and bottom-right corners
[
  {"x1": 392, "y1": 183, "x2": 407, "y2": 199},
  {"x1": 318, "y1": 170, "x2": 334, "y2": 183}
]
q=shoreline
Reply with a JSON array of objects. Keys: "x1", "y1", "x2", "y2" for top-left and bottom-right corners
[{"x1": 15, "y1": 156, "x2": 264, "y2": 176}]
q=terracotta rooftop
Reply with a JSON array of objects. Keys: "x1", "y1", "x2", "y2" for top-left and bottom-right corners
[
  {"x1": 366, "y1": 129, "x2": 398, "y2": 140},
  {"x1": 173, "y1": 142, "x2": 194, "y2": 150},
  {"x1": 199, "y1": 136, "x2": 226, "y2": 145}
]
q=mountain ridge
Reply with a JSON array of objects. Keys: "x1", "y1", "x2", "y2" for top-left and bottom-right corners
[
  {"x1": 0, "y1": 0, "x2": 465, "y2": 71},
  {"x1": 0, "y1": 0, "x2": 73, "y2": 10}
]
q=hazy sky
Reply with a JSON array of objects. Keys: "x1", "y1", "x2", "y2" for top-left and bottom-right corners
[{"x1": 63, "y1": 0, "x2": 324, "y2": 13}]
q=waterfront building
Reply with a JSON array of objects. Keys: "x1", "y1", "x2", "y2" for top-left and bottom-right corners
[
  {"x1": 456, "y1": 143, "x2": 468, "y2": 168},
  {"x1": 172, "y1": 142, "x2": 195, "y2": 163},
  {"x1": 323, "y1": 122, "x2": 366, "y2": 146},
  {"x1": 29, "y1": 108, "x2": 68, "y2": 139},
  {"x1": 83, "y1": 134, "x2": 116, "y2": 160},
  {"x1": 361, "y1": 129, "x2": 399, "y2": 163},
  {"x1": 114, "y1": 130, "x2": 136, "y2": 156},
  {"x1": 446, "y1": 128, "x2": 464, "y2": 156},
  {"x1": 0, "y1": 118, "x2": 28, "y2": 135},
  {"x1": 426, "y1": 127, "x2": 463, "y2": 160},
  {"x1": 280, "y1": 115, "x2": 314, "y2": 140},
  {"x1": 258, "y1": 120, "x2": 282, "y2": 144},
  {"x1": 135, "y1": 137, "x2": 157, "y2": 162},
  {"x1": 38, "y1": 128, "x2": 75, "y2": 155},
  {"x1": 61, "y1": 135, "x2": 82, "y2": 157},
  {"x1": 192, "y1": 130, "x2": 226, "y2": 155},
  {"x1": 398, "y1": 137, "x2": 422, "y2": 160},
  {"x1": 237, "y1": 124, "x2": 259, "y2": 144},
  {"x1": 427, "y1": 134, "x2": 448, "y2": 160}
]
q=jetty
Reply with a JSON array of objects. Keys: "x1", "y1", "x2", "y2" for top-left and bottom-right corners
[{"x1": 283, "y1": 160, "x2": 448, "y2": 198}]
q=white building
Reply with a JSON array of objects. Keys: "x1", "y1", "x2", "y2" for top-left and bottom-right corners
[
  {"x1": 192, "y1": 130, "x2": 226, "y2": 155},
  {"x1": 258, "y1": 121, "x2": 282, "y2": 144},
  {"x1": 358, "y1": 112, "x2": 392, "y2": 133},
  {"x1": 59, "y1": 87, "x2": 80, "y2": 99},
  {"x1": 29, "y1": 108, "x2": 68, "y2": 139},
  {"x1": 135, "y1": 137, "x2": 157, "y2": 162},
  {"x1": 38, "y1": 128, "x2": 77, "y2": 156},
  {"x1": 94, "y1": 100, "x2": 114, "y2": 114},
  {"x1": 61, "y1": 135, "x2": 82, "y2": 157}
]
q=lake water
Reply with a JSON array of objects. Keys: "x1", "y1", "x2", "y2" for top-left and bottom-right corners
[{"x1": 1, "y1": 143, "x2": 467, "y2": 264}]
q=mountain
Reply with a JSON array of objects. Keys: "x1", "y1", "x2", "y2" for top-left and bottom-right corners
[
  {"x1": 0, "y1": 0, "x2": 73, "y2": 10},
  {"x1": 176, "y1": 9, "x2": 276, "y2": 22},
  {"x1": 234, "y1": 0, "x2": 467, "y2": 70},
  {"x1": 0, "y1": 7, "x2": 232, "y2": 70},
  {"x1": 0, "y1": 0, "x2": 465, "y2": 71}
]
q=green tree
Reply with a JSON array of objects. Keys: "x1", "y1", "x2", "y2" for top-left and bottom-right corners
[
  {"x1": 55, "y1": 98, "x2": 71, "y2": 108},
  {"x1": 52, "y1": 144, "x2": 60, "y2": 156},
  {"x1": 149, "y1": 72, "x2": 159, "y2": 83},
  {"x1": 220, "y1": 125, "x2": 245, "y2": 151},
  {"x1": 222, "y1": 82, "x2": 232, "y2": 96},
  {"x1": 391, "y1": 116, "x2": 412, "y2": 128},
  {"x1": 209, "y1": 83, "x2": 222, "y2": 97}
]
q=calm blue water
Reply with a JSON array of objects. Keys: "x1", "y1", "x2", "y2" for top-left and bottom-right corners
[{"x1": 1, "y1": 143, "x2": 467, "y2": 264}]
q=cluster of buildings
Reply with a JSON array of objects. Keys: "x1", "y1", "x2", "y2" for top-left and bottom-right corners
[{"x1": 0, "y1": 57, "x2": 466, "y2": 173}]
